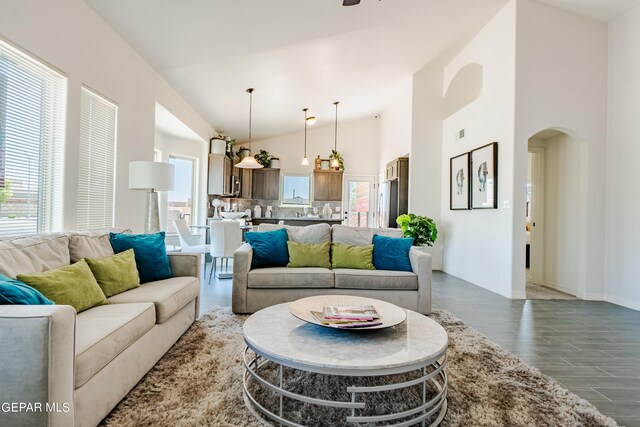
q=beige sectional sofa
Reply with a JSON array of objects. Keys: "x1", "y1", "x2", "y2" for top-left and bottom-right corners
[
  {"x1": 0, "y1": 230, "x2": 201, "y2": 427},
  {"x1": 232, "y1": 224, "x2": 432, "y2": 314}
]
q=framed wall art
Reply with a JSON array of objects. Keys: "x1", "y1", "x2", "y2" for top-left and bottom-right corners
[
  {"x1": 450, "y1": 152, "x2": 470, "y2": 210},
  {"x1": 471, "y1": 142, "x2": 498, "y2": 209}
]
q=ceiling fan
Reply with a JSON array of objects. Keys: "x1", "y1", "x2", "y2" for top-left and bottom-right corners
[{"x1": 343, "y1": 0, "x2": 360, "y2": 5}]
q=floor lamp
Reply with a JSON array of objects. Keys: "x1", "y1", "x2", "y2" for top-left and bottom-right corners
[{"x1": 129, "y1": 161, "x2": 174, "y2": 233}]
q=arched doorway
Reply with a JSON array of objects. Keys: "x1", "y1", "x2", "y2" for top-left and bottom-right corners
[{"x1": 525, "y1": 128, "x2": 586, "y2": 300}]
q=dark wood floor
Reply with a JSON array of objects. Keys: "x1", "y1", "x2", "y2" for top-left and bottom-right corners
[{"x1": 199, "y1": 267, "x2": 640, "y2": 426}]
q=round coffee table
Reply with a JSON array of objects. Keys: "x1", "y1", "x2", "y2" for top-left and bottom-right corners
[{"x1": 242, "y1": 299, "x2": 448, "y2": 426}]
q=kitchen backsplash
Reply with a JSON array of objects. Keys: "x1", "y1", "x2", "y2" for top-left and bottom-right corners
[{"x1": 207, "y1": 196, "x2": 341, "y2": 218}]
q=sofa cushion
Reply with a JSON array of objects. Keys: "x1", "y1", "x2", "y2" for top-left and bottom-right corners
[
  {"x1": 75, "y1": 302, "x2": 155, "y2": 388},
  {"x1": 85, "y1": 249, "x2": 140, "y2": 297},
  {"x1": 248, "y1": 267, "x2": 334, "y2": 289},
  {"x1": 0, "y1": 274, "x2": 54, "y2": 305},
  {"x1": 245, "y1": 229, "x2": 289, "y2": 269},
  {"x1": 107, "y1": 276, "x2": 199, "y2": 323},
  {"x1": 18, "y1": 260, "x2": 108, "y2": 313},
  {"x1": 331, "y1": 225, "x2": 402, "y2": 246},
  {"x1": 334, "y1": 269, "x2": 418, "y2": 290},
  {"x1": 109, "y1": 232, "x2": 172, "y2": 284},
  {"x1": 372, "y1": 234, "x2": 414, "y2": 272},
  {"x1": 68, "y1": 228, "x2": 131, "y2": 263},
  {"x1": 331, "y1": 244, "x2": 375, "y2": 270},
  {"x1": 0, "y1": 233, "x2": 70, "y2": 278},
  {"x1": 287, "y1": 242, "x2": 331, "y2": 268},
  {"x1": 285, "y1": 223, "x2": 331, "y2": 244}
]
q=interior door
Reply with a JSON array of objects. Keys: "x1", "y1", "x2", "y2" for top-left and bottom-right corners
[{"x1": 343, "y1": 175, "x2": 376, "y2": 228}]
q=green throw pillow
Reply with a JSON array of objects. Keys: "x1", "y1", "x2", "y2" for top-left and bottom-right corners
[
  {"x1": 331, "y1": 244, "x2": 375, "y2": 270},
  {"x1": 85, "y1": 249, "x2": 140, "y2": 297},
  {"x1": 287, "y1": 241, "x2": 331, "y2": 268},
  {"x1": 17, "y1": 260, "x2": 107, "y2": 312}
]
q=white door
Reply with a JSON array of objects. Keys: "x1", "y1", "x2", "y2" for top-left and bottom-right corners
[{"x1": 343, "y1": 175, "x2": 376, "y2": 228}]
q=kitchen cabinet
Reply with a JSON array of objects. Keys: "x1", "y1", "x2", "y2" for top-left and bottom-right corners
[
  {"x1": 239, "y1": 167, "x2": 253, "y2": 199},
  {"x1": 384, "y1": 157, "x2": 409, "y2": 227},
  {"x1": 251, "y1": 168, "x2": 280, "y2": 200},
  {"x1": 208, "y1": 154, "x2": 233, "y2": 196},
  {"x1": 313, "y1": 170, "x2": 343, "y2": 201}
]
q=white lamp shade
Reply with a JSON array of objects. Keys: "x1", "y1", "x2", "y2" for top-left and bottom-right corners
[
  {"x1": 236, "y1": 156, "x2": 264, "y2": 169},
  {"x1": 129, "y1": 161, "x2": 174, "y2": 191}
]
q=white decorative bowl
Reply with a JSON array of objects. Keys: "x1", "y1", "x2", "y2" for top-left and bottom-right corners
[
  {"x1": 289, "y1": 295, "x2": 407, "y2": 330},
  {"x1": 220, "y1": 211, "x2": 246, "y2": 219}
]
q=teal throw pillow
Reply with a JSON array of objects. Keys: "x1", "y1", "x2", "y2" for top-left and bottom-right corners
[
  {"x1": 109, "y1": 232, "x2": 172, "y2": 283},
  {"x1": 0, "y1": 274, "x2": 54, "y2": 305},
  {"x1": 245, "y1": 228, "x2": 289, "y2": 269},
  {"x1": 372, "y1": 234, "x2": 414, "y2": 272}
]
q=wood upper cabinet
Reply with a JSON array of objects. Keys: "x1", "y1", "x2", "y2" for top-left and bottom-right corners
[
  {"x1": 314, "y1": 170, "x2": 343, "y2": 201},
  {"x1": 252, "y1": 168, "x2": 280, "y2": 200},
  {"x1": 239, "y1": 167, "x2": 252, "y2": 199},
  {"x1": 208, "y1": 154, "x2": 233, "y2": 196}
]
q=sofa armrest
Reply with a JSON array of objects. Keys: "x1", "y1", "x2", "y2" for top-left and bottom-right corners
[
  {"x1": 168, "y1": 252, "x2": 202, "y2": 280},
  {"x1": 0, "y1": 305, "x2": 76, "y2": 427},
  {"x1": 409, "y1": 248, "x2": 432, "y2": 314},
  {"x1": 232, "y1": 243, "x2": 253, "y2": 314}
]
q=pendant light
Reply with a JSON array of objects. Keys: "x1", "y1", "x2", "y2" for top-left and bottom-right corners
[
  {"x1": 331, "y1": 101, "x2": 340, "y2": 168},
  {"x1": 236, "y1": 88, "x2": 264, "y2": 169},
  {"x1": 301, "y1": 108, "x2": 310, "y2": 166}
]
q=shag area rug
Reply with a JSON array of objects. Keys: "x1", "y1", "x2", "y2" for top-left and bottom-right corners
[{"x1": 100, "y1": 307, "x2": 616, "y2": 427}]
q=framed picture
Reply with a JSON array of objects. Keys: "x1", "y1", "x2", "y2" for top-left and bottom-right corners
[
  {"x1": 450, "y1": 152, "x2": 470, "y2": 210},
  {"x1": 471, "y1": 142, "x2": 498, "y2": 209}
]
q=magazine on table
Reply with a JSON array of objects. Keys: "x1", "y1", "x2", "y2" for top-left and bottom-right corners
[{"x1": 311, "y1": 305, "x2": 382, "y2": 328}]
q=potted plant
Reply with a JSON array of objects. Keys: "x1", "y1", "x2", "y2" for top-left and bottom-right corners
[
  {"x1": 396, "y1": 214, "x2": 437, "y2": 247},
  {"x1": 329, "y1": 150, "x2": 344, "y2": 171},
  {"x1": 254, "y1": 149, "x2": 273, "y2": 167},
  {"x1": 237, "y1": 146, "x2": 251, "y2": 159}
]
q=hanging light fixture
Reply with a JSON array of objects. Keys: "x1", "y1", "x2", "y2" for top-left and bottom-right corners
[
  {"x1": 236, "y1": 88, "x2": 264, "y2": 169},
  {"x1": 302, "y1": 108, "x2": 310, "y2": 166},
  {"x1": 306, "y1": 115, "x2": 317, "y2": 126},
  {"x1": 331, "y1": 101, "x2": 340, "y2": 168}
]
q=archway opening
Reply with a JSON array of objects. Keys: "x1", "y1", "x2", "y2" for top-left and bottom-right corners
[{"x1": 525, "y1": 128, "x2": 585, "y2": 300}]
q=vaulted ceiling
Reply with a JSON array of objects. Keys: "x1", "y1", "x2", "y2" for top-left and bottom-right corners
[{"x1": 85, "y1": 0, "x2": 640, "y2": 141}]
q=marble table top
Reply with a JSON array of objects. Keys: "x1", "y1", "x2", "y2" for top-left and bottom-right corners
[{"x1": 243, "y1": 302, "x2": 448, "y2": 376}]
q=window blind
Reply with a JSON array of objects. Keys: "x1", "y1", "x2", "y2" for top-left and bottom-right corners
[
  {"x1": 0, "y1": 39, "x2": 66, "y2": 237},
  {"x1": 77, "y1": 87, "x2": 118, "y2": 230}
]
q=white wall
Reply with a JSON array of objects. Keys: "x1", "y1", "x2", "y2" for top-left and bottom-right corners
[
  {"x1": 529, "y1": 134, "x2": 581, "y2": 296},
  {"x1": 440, "y1": 1, "x2": 517, "y2": 297},
  {"x1": 379, "y1": 80, "x2": 413, "y2": 173},
  {"x1": 154, "y1": 132, "x2": 209, "y2": 235},
  {"x1": 605, "y1": 4, "x2": 640, "y2": 310},
  {"x1": 514, "y1": 0, "x2": 608, "y2": 299},
  {"x1": 0, "y1": 0, "x2": 213, "y2": 232},
  {"x1": 409, "y1": 63, "x2": 445, "y2": 269},
  {"x1": 250, "y1": 117, "x2": 380, "y2": 177}
]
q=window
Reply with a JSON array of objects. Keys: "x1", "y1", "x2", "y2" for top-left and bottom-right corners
[
  {"x1": 0, "y1": 39, "x2": 66, "y2": 236},
  {"x1": 166, "y1": 155, "x2": 196, "y2": 232},
  {"x1": 77, "y1": 87, "x2": 117, "y2": 230},
  {"x1": 282, "y1": 174, "x2": 311, "y2": 205}
]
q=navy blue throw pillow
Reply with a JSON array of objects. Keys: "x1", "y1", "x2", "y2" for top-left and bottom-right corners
[
  {"x1": 0, "y1": 274, "x2": 54, "y2": 305},
  {"x1": 372, "y1": 234, "x2": 414, "y2": 272},
  {"x1": 109, "y1": 232, "x2": 172, "y2": 283},
  {"x1": 244, "y1": 228, "x2": 289, "y2": 269}
]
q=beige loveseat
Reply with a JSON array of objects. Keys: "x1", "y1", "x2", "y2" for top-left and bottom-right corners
[
  {"x1": 0, "y1": 230, "x2": 201, "y2": 427},
  {"x1": 232, "y1": 224, "x2": 431, "y2": 315}
]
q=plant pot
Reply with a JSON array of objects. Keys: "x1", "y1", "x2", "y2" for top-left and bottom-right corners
[
  {"x1": 270, "y1": 158, "x2": 280, "y2": 168},
  {"x1": 238, "y1": 148, "x2": 251, "y2": 160},
  {"x1": 210, "y1": 138, "x2": 226, "y2": 155}
]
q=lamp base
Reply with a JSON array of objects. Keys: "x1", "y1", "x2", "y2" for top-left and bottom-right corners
[{"x1": 144, "y1": 190, "x2": 160, "y2": 234}]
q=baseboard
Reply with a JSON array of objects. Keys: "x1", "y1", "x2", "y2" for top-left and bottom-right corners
[
  {"x1": 510, "y1": 291, "x2": 527, "y2": 299},
  {"x1": 441, "y1": 268, "x2": 512, "y2": 299},
  {"x1": 542, "y1": 281, "x2": 578, "y2": 297},
  {"x1": 604, "y1": 294, "x2": 640, "y2": 311}
]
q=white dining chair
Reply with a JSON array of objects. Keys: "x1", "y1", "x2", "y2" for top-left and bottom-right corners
[
  {"x1": 174, "y1": 219, "x2": 211, "y2": 272},
  {"x1": 209, "y1": 220, "x2": 243, "y2": 282}
]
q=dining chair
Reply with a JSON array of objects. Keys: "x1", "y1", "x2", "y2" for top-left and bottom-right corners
[
  {"x1": 209, "y1": 220, "x2": 243, "y2": 282},
  {"x1": 174, "y1": 219, "x2": 210, "y2": 272}
]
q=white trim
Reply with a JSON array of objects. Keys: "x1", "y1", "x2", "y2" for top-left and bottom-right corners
[{"x1": 604, "y1": 294, "x2": 640, "y2": 311}]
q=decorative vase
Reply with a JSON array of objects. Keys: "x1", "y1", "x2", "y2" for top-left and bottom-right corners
[
  {"x1": 322, "y1": 203, "x2": 332, "y2": 219},
  {"x1": 320, "y1": 160, "x2": 330, "y2": 170}
]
